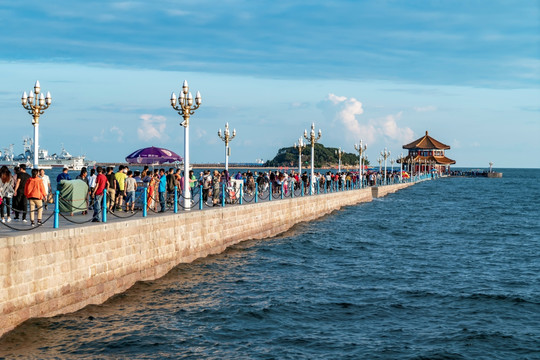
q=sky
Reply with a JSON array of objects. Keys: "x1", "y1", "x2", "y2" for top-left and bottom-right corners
[{"x1": 0, "y1": 0, "x2": 539, "y2": 168}]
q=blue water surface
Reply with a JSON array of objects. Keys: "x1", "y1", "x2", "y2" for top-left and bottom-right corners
[{"x1": 0, "y1": 169, "x2": 539, "y2": 359}]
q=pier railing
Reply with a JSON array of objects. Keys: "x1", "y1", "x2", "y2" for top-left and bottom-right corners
[{"x1": 0, "y1": 172, "x2": 439, "y2": 233}]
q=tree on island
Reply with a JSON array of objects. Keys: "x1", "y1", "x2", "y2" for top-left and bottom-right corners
[{"x1": 264, "y1": 143, "x2": 370, "y2": 168}]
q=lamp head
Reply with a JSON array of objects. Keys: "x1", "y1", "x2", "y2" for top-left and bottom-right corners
[
  {"x1": 34, "y1": 80, "x2": 40, "y2": 95},
  {"x1": 21, "y1": 91, "x2": 28, "y2": 105},
  {"x1": 45, "y1": 91, "x2": 51, "y2": 105},
  {"x1": 182, "y1": 80, "x2": 189, "y2": 94},
  {"x1": 195, "y1": 91, "x2": 201, "y2": 105},
  {"x1": 39, "y1": 93, "x2": 45, "y2": 106},
  {"x1": 170, "y1": 92, "x2": 177, "y2": 106},
  {"x1": 187, "y1": 92, "x2": 193, "y2": 106}
]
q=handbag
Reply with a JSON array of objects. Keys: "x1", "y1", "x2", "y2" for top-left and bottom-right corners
[{"x1": 47, "y1": 193, "x2": 54, "y2": 204}]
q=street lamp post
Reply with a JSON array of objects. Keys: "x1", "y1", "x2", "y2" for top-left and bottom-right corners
[
  {"x1": 377, "y1": 157, "x2": 383, "y2": 186},
  {"x1": 304, "y1": 123, "x2": 322, "y2": 194},
  {"x1": 294, "y1": 137, "x2": 306, "y2": 176},
  {"x1": 335, "y1": 147, "x2": 344, "y2": 173},
  {"x1": 354, "y1": 140, "x2": 367, "y2": 188},
  {"x1": 21, "y1": 81, "x2": 52, "y2": 169},
  {"x1": 170, "y1": 80, "x2": 202, "y2": 210},
  {"x1": 217, "y1": 122, "x2": 236, "y2": 172},
  {"x1": 380, "y1": 148, "x2": 391, "y2": 185},
  {"x1": 390, "y1": 158, "x2": 395, "y2": 184}
]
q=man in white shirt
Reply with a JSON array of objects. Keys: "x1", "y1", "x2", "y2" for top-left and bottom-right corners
[{"x1": 39, "y1": 169, "x2": 52, "y2": 209}]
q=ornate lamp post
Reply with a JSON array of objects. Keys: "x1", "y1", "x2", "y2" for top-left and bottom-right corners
[
  {"x1": 294, "y1": 137, "x2": 306, "y2": 175},
  {"x1": 303, "y1": 123, "x2": 322, "y2": 193},
  {"x1": 170, "y1": 80, "x2": 202, "y2": 210},
  {"x1": 377, "y1": 157, "x2": 383, "y2": 185},
  {"x1": 354, "y1": 140, "x2": 367, "y2": 188},
  {"x1": 380, "y1": 148, "x2": 391, "y2": 185},
  {"x1": 390, "y1": 158, "x2": 395, "y2": 183},
  {"x1": 335, "y1": 147, "x2": 344, "y2": 173},
  {"x1": 217, "y1": 122, "x2": 236, "y2": 171},
  {"x1": 21, "y1": 81, "x2": 52, "y2": 169}
]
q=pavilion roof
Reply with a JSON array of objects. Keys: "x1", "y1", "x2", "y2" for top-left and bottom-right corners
[
  {"x1": 397, "y1": 154, "x2": 456, "y2": 165},
  {"x1": 403, "y1": 131, "x2": 451, "y2": 150}
]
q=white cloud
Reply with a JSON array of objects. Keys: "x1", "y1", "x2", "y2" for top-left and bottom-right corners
[
  {"x1": 321, "y1": 94, "x2": 414, "y2": 146},
  {"x1": 137, "y1": 114, "x2": 168, "y2": 141},
  {"x1": 109, "y1": 126, "x2": 124, "y2": 142},
  {"x1": 413, "y1": 105, "x2": 437, "y2": 112},
  {"x1": 92, "y1": 126, "x2": 124, "y2": 143}
]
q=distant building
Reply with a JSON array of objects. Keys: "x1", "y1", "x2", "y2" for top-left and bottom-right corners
[{"x1": 400, "y1": 131, "x2": 455, "y2": 173}]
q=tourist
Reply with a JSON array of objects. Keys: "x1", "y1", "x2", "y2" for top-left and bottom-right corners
[
  {"x1": 24, "y1": 169, "x2": 47, "y2": 227},
  {"x1": 0, "y1": 166, "x2": 15, "y2": 223},
  {"x1": 114, "y1": 165, "x2": 127, "y2": 211},
  {"x1": 124, "y1": 170, "x2": 137, "y2": 213},
  {"x1": 13, "y1": 164, "x2": 30, "y2": 222},
  {"x1": 90, "y1": 166, "x2": 107, "y2": 222},
  {"x1": 158, "y1": 169, "x2": 167, "y2": 212},
  {"x1": 146, "y1": 171, "x2": 157, "y2": 211},
  {"x1": 189, "y1": 170, "x2": 197, "y2": 198},
  {"x1": 76, "y1": 168, "x2": 89, "y2": 215},
  {"x1": 88, "y1": 168, "x2": 97, "y2": 192},
  {"x1": 56, "y1": 167, "x2": 71, "y2": 183},
  {"x1": 39, "y1": 169, "x2": 51, "y2": 209},
  {"x1": 202, "y1": 170, "x2": 212, "y2": 204},
  {"x1": 105, "y1": 167, "x2": 117, "y2": 212},
  {"x1": 212, "y1": 170, "x2": 221, "y2": 206}
]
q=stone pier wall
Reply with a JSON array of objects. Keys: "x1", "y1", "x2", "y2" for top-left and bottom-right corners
[{"x1": 0, "y1": 182, "x2": 413, "y2": 337}]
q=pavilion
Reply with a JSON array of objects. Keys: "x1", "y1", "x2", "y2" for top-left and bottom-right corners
[{"x1": 399, "y1": 131, "x2": 455, "y2": 174}]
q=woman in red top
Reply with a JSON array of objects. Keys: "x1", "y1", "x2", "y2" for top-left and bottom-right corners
[{"x1": 24, "y1": 169, "x2": 47, "y2": 226}]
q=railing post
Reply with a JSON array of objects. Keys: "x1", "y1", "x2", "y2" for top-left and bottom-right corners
[
  {"x1": 174, "y1": 186, "x2": 178, "y2": 213},
  {"x1": 54, "y1": 190, "x2": 59, "y2": 229},
  {"x1": 310, "y1": 179, "x2": 313, "y2": 196},
  {"x1": 221, "y1": 183, "x2": 225, "y2": 207},
  {"x1": 291, "y1": 182, "x2": 294, "y2": 198},
  {"x1": 301, "y1": 181, "x2": 304, "y2": 197},
  {"x1": 269, "y1": 183, "x2": 272, "y2": 201},
  {"x1": 255, "y1": 182, "x2": 259, "y2": 203},
  {"x1": 317, "y1": 179, "x2": 320, "y2": 195},
  {"x1": 143, "y1": 187, "x2": 147, "y2": 217},
  {"x1": 281, "y1": 183, "x2": 284, "y2": 199},
  {"x1": 199, "y1": 185, "x2": 203, "y2": 210},
  {"x1": 102, "y1": 189, "x2": 107, "y2": 223},
  {"x1": 239, "y1": 184, "x2": 243, "y2": 205}
]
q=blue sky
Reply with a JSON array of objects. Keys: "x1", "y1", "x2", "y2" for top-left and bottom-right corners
[{"x1": 0, "y1": 0, "x2": 539, "y2": 167}]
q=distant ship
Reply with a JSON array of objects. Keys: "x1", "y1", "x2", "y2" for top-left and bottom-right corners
[{"x1": 0, "y1": 138, "x2": 96, "y2": 171}]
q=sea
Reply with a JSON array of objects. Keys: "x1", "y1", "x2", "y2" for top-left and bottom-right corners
[{"x1": 0, "y1": 168, "x2": 539, "y2": 359}]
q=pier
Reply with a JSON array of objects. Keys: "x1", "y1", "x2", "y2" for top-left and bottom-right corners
[{"x1": 0, "y1": 178, "x2": 431, "y2": 337}]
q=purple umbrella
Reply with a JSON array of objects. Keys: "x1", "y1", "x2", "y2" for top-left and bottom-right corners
[{"x1": 125, "y1": 146, "x2": 183, "y2": 164}]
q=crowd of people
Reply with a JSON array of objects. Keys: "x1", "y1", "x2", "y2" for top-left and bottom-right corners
[{"x1": 0, "y1": 163, "x2": 412, "y2": 227}]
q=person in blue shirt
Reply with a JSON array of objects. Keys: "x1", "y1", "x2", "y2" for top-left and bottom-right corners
[
  {"x1": 158, "y1": 168, "x2": 167, "y2": 212},
  {"x1": 56, "y1": 168, "x2": 71, "y2": 183}
]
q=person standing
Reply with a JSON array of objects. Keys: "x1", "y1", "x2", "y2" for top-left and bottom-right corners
[
  {"x1": 56, "y1": 167, "x2": 71, "y2": 183},
  {"x1": 91, "y1": 167, "x2": 107, "y2": 222},
  {"x1": 105, "y1": 167, "x2": 117, "y2": 213},
  {"x1": 24, "y1": 169, "x2": 46, "y2": 226},
  {"x1": 212, "y1": 170, "x2": 221, "y2": 207},
  {"x1": 124, "y1": 170, "x2": 137, "y2": 213},
  {"x1": 13, "y1": 164, "x2": 30, "y2": 222},
  {"x1": 0, "y1": 166, "x2": 15, "y2": 223},
  {"x1": 158, "y1": 169, "x2": 167, "y2": 212},
  {"x1": 114, "y1": 165, "x2": 127, "y2": 211},
  {"x1": 39, "y1": 169, "x2": 51, "y2": 210}
]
